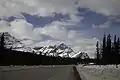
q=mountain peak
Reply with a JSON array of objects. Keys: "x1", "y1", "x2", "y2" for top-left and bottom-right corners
[
  {"x1": 0, "y1": 32, "x2": 89, "y2": 58},
  {"x1": 0, "y1": 32, "x2": 34, "y2": 52},
  {"x1": 75, "y1": 52, "x2": 89, "y2": 59},
  {"x1": 57, "y1": 43, "x2": 69, "y2": 50},
  {"x1": 0, "y1": 32, "x2": 9, "y2": 36},
  {"x1": 0, "y1": 32, "x2": 20, "y2": 47}
]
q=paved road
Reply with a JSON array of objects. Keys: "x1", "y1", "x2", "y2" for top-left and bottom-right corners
[{"x1": 0, "y1": 65, "x2": 81, "y2": 80}]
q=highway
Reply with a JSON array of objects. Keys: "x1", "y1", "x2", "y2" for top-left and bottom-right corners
[{"x1": 0, "y1": 65, "x2": 81, "y2": 80}]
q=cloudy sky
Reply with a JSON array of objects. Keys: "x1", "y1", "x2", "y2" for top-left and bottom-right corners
[{"x1": 0, "y1": 0, "x2": 120, "y2": 57}]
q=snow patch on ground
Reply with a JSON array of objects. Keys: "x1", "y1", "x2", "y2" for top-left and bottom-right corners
[{"x1": 77, "y1": 65, "x2": 120, "y2": 80}]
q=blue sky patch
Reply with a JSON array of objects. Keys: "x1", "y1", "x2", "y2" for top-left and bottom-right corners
[
  {"x1": 77, "y1": 7, "x2": 108, "y2": 27},
  {"x1": 22, "y1": 13, "x2": 70, "y2": 27}
]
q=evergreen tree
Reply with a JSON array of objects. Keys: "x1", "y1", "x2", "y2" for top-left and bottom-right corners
[
  {"x1": 95, "y1": 41, "x2": 100, "y2": 64},
  {"x1": 0, "y1": 33, "x2": 5, "y2": 65},
  {"x1": 113, "y1": 35, "x2": 118, "y2": 64},
  {"x1": 0, "y1": 33, "x2": 5, "y2": 51},
  {"x1": 102, "y1": 34, "x2": 107, "y2": 63},
  {"x1": 99, "y1": 43, "x2": 103, "y2": 59},
  {"x1": 117, "y1": 38, "x2": 120, "y2": 54},
  {"x1": 117, "y1": 38, "x2": 120, "y2": 64},
  {"x1": 106, "y1": 34, "x2": 112, "y2": 63},
  {"x1": 96, "y1": 41, "x2": 100, "y2": 59}
]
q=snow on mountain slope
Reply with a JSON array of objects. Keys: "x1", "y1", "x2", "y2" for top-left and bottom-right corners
[
  {"x1": 0, "y1": 32, "x2": 89, "y2": 58},
  {"x1": 74, "y1": 52, "x2": 89, "y2": 59},
  {"x1": 0, "y1": 32, "x2": 23, "y2": 49},
  {"x1": 33, "y1": 43, "x2": 75, "y2": 57},
  {"x1": 0, "y1": 32, "x2": 34, "y2": 52},
  {"x1": 33, "y1": 43, "x2": 90, "y2": 58}
]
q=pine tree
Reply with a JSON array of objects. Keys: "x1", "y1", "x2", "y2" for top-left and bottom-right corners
[
  {"x1": 99, "y1": 43, "x2": 103, "y2": 59},
  {"x1": 0, "y1": 33, "x2": 5, "y2": 51},
  {"x1": 0, "y1": 33, "x2": 5, "y2": 65},
  {"x1": 96, "y1": 41, "x2": 99, "y2": 59},
  {"x1": 114, "y1": 35, "x2": 117, "y2": 51},
  {"x1": 102, "y1": 34, "x2": 107, "y2": 64},
  {"x1": 106, "y1": 34, "x2": 112, "y2": 63},
  {"x1": 117, "y1": 38, "x2": 120, "y2": 64},
  {"x1": 117, "y1": 38, "x2": 120, "y2": 55},
  {"x1": 112, "y1": 35, "x2": 117, "y2": 64},
  {"x1": 95, "y1": 41, "x2": 100, "y2": 64}
]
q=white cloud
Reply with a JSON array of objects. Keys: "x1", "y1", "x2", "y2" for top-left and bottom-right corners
[
  {"x1": 33, "y1": 22, "x2": 99, "y2": 57},
  {"x1": 0, "y1": 0, "x2": 120, "y2": 19},
  {"x1": 99, "y1": 21, "x2": 110, "y2": 28},
  {"x1": 0, "y1": 20, "x2": 11, "y2": 32},
  {"x1": 0, "y1": 0, "x2": 84, "y2": 30},
  {"x1": 10, "y1": 19, "x2": 43, "y2": 40},
  {"x1": 78, "y1": 0, "x2": 120, "y2": 15},
  {"x1": 68, "y1": 14, "x2": 83, "y2": 23},
  {"x1": 0, "y1": 19, "x2": 98, "y2": 58},
  {"x1": 0, "y1": 0, "x2": 78, "y2": 17},
  {"x1": 65, "y1": 36, "x2": 99, "y2": 58},
  {"x1": 33, "y1": 40, "x2": 61, "y2": 47},
  {"x1": 34, "y1": 21, "x2": 69, "y2": 40},
  {"x1": 0, "y1": 0, "x2": 112, "y2": 58},
  {"x1": 92, "y1": 21, "x2": 110, "y2": 28},
  {"x1": 0, "y1": 19, "x2": 43, "y2": 42}
]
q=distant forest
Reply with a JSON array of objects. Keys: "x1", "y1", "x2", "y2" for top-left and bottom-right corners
[
  {"x1": 0, "y1": 33, "x2": 87, "y2": 65},
  {"x1": 95, "y1": 34, "x2": 120, "y2": 65},
  {"x1": 1, "y1": 32, "x2": 120, "y2": 65}
]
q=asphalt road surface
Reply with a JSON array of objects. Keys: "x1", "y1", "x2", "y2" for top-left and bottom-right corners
[{"x1": 0, "y1": 65, "x2": 81, "y2": 80}]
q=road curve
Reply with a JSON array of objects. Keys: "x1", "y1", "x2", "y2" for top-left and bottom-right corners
[{"x1": 0, "y1": 65, "x2": 81, "y2": 80}]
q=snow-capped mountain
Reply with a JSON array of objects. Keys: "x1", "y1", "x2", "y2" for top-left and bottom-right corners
[
  {"x1": 33, "y1": 44, "x2": 90, "y2": 58},
  {"x1": 33, "y1": 43, "x2": 75, "y2": 57},
  {"x1": 0, "y1": 32, "x2": 89, "y2": 58},
  {"x1": 75, "y1": 52, "x2": 89, "y2": 59},
  {"x1": 0, "y1": 32, "x2": 35, "y2": 52},
  {"x1": 34, "y1": 43, "x2": 90, "y2": 58}
]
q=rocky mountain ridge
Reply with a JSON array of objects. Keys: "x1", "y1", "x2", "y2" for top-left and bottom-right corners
[{"x1": 0, "y1": 32, "x2": 89, "y2": 59}]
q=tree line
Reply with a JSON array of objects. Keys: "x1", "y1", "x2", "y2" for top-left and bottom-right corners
[
  {"x1": 95, "y1": 34, "x2": 120, "y2": 64},
  {"x1": 0, "y1": 33, "x2": 78, "y2": 65},
  {"x1": 0, "y1": 33, "x2": 102, "y2": 65}
]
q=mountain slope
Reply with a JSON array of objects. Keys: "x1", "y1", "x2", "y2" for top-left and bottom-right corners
[
  {"x1": 33, "y1": 43, "x2": 75, "y2": 57},
  {"x1": 0, "y1": 32, "x2": 89, "y2": 58},
  {"x1": 33, "y1": 43, "x2": 89, "y2": 58},
  {"x1": 0, "y1": 32, "x2": 34, "y2": 52}
]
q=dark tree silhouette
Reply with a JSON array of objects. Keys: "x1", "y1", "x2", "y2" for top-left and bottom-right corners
[
  {"x1": 0, "y1": 33, "x2": 5, "y2": 65},
  {"x1": 96, "y1": 34, "x2": 120, "y2": 64},
  {"x1": 106, "y1": 34, "x2": 112, "y2": 63},
  {"x1": 117, "y1": 38, "x2": 120, "y2": 64},
  {"x1": 112, "y1": 35, "x2": 119, "y2": 64},
  {"x1": 102, "y1": 34, "x2": 107, "y2": 64},
  {"x1": 95, "y1": 41, "x2": 100, "y2": 64},
  {"x1": 0, "y1": 33, "x2": 5, "y2": 51}
]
